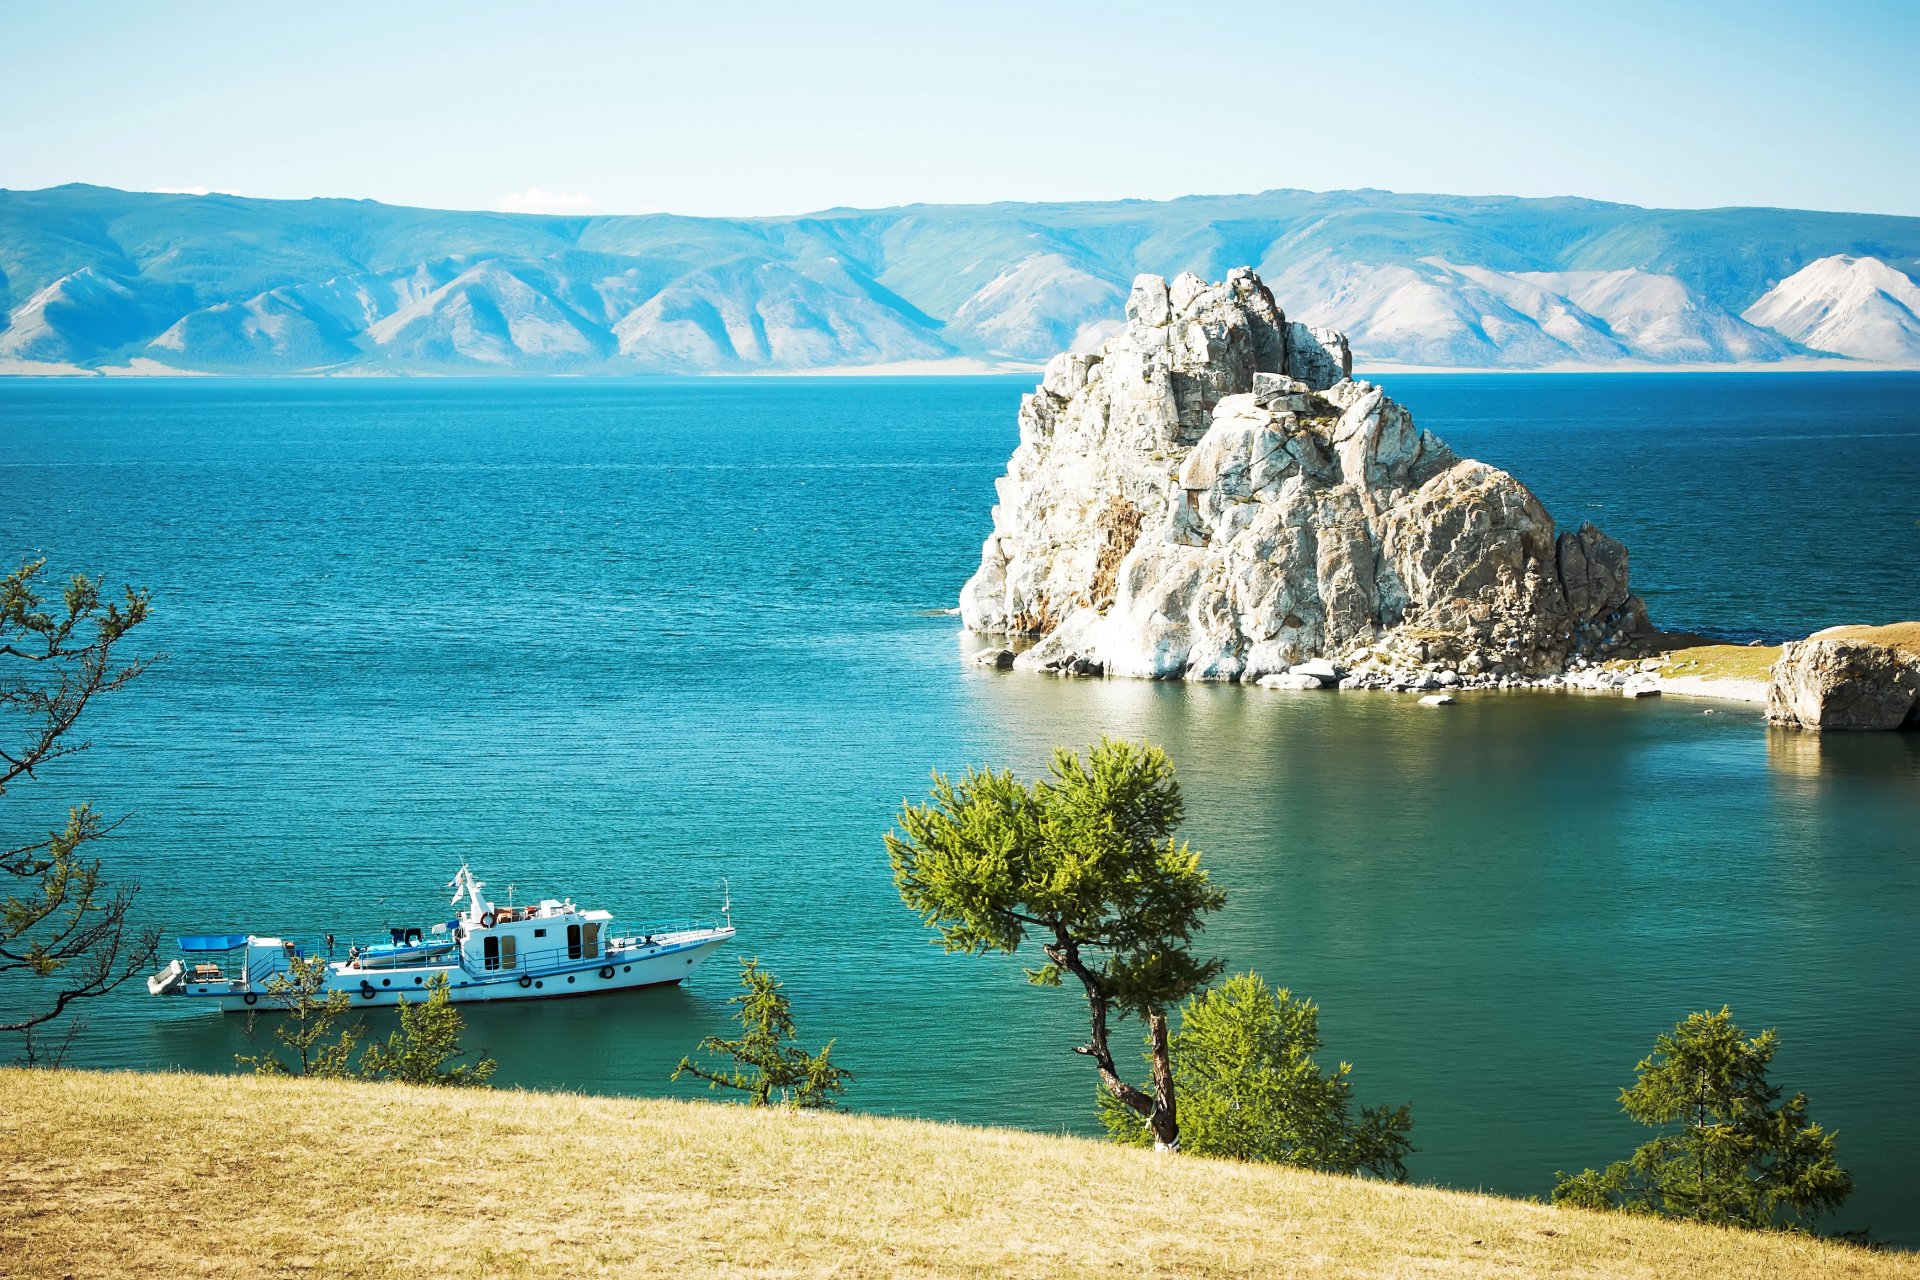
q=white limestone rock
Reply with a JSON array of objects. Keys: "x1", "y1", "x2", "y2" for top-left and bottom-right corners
[
  {"x1": 1258, "y1": 671, "x2": 1326, "y2": 690},
  {"x1": 958, "y1": 268, "x2": 1649, "y2": 683}
]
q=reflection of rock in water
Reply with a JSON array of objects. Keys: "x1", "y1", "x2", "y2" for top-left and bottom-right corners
[{"x1": 1766, "y1": 723, "x2": 1920, "y2": 781}]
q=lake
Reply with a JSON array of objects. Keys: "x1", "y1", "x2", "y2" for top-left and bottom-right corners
[{"x1": 2, "y1": 372, "x2": 1917, "y2": 1240}]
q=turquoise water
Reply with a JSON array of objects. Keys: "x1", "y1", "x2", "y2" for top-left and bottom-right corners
[{"x1": 2, "y1": 374, "x2": 1917, "y2": 1240}]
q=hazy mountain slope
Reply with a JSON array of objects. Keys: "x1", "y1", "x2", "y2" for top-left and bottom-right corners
[
  {"x1": 947, "y1": 252, "x2": 1126, "y2": 356},
  {"x1": 147, "y1": 288, "x2": 359, "y2": 369},
  {"x1": 362, "y1": 260, "x2": 614, "y2": 368},
  {"x1": 3, "y1": 184, "x2": 1919, "y2": 373},
  {"x1": 1519, "y1": 268, "x2": 1789, "y2": 362},
  {"x1": 1742, "y1": 254, "x2": 1920, "y2": 362},
  {"x1": 0, "y1": 266, "x2": 184, "y2": 364},
  {"x1": 611, "y1": 256, "x2": 954, "y2": 371}
]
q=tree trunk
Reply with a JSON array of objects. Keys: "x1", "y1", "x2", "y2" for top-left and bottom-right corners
[
  {"x1": 1147, "y1": 1010, "x2": 1179, "y2": 1151},
  {"x1": 1047, "y1": 930, "x2": 1178, "y2": 1150}
]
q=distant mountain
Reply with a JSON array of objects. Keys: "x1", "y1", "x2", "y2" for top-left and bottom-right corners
[
  {"x1": 1742, "y1": 255, "x2": 1920, "y2": 363},
  {"x1": 2, "y1": 184, "x2": 1918, "y2": 374}
]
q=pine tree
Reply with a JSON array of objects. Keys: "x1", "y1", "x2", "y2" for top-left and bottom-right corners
[
  {"x1": 1101, "y1": 972, "x2": 1414, "y2": 1179},
  {"x1": 673, "y1": 958, "x2": 849, "y2": 1108},
  {"x1": 2, "y1": 558, "x2": 161, "y2": 1061},
  {"x1": 886, "y1": 739, "x2": 1224, "y2": 1150},
  {"x1": 1553, "y1": 1007, "x2": 1852, "y2": 1230},
  {"x1": 235, "y1": 953, "x2": 361, "y2": 1079},
  {"x1": 359, "y1": 972, "x2": 496, "y2": 1087}
]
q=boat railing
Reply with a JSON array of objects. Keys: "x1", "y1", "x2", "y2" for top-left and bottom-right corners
[
  {"x1": 609, "y1": 917, "x2": 729, "y2": 942},
  {"x1": 245, "y1": 953, "x2": 284, "y2": 990},
  {"x1": 459, "y1": 921, "x2": 728, "y2": 982}
]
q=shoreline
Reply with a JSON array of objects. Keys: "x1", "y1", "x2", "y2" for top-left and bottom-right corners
[{"x1": 969, "y1": 633, "x2": 1779, "y2": 707}]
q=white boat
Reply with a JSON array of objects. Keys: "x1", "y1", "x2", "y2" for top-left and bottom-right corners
[{"x1": 146, "y1": 865, "x2": 734, "y2": 1012}]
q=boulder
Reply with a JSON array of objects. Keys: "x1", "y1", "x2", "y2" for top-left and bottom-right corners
[
  {"x1": 1258, "y1": 671, "x2": 1325, "y2": 690},
  {"x1": 1768, "y1": 626, "x2": 1920, "y2": 730},
  {"x1": 1417, "y1": 693, "x2": 1456, "y2": 706},
  {"x1": 958, "y1": 268, "x2": 1649, "y2": 684}
]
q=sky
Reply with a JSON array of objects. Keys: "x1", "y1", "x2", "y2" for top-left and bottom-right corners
[{"x1": 2, "y1": 0, "x2": 1915, "y2": 219}]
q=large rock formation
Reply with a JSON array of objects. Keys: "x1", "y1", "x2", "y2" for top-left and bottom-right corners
[
  {"x1": 959, "y1": 269, "x2": 1649, "y2": 684},
  {"x1": 1767, "y1": 624, "x2": 1920, "y2": 730}
]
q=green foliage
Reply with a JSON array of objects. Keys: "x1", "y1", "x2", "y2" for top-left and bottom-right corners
[
  {"x1": 1552, "y1": 1008, "x2": 1852, "y2": 1231},
  {"x1": 887, "y1": 738, "x2": 1223, "y2": 1019},
  {"x1": 1101, "y1": 972, "x2": 1413, "y2": 1180},
  {"x1": 673, "y1": 958, "x2": 849, "y2": 1108},
  {"x1": 359, "y1": 973, "x2": 496, "y2": 1087},
  {"x1": 886, "y1": 738, "x2": 1224, "y2": 1147},
  {"x1": 2, "y1": 558, "x2": 161, "y2": 1058},
  {"x1": 235, "y1": 953, "x2": 361, "y2": 1079}
]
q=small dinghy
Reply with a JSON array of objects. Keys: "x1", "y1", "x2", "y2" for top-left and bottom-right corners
[{"x1": 353, "y1": 927, "x2": 457, "y2": 969}]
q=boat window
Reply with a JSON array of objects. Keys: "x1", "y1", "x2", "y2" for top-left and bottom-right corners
[
  {"x1": 501, "y1": 936, "x2": 517, "y2": 970},
  {"x1": 567, "y1": 924, "x2": 583, "y2": 960},
  {"x1": 533, "y1": 928, "x2": 546, "y2": 938},
  {"x1": 482, "y1": 936, "x2": 500, "y2": 972},
  {"x1": 583, "y1": 921, "x2": 600, "y2": 960}
]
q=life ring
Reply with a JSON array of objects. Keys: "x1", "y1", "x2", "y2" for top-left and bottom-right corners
[
  {"x1": 242, "y1": 991, "x2": 258, "y2": 1006},
  {"x1": 359, "y1": 980, "x2": 375, "y2": 999},
  {"x1": 599, "y1": 965, "x2": 615, "y2": 979},
  {"x1": 480, "y1": 911, "x2": 497, "y2": 928},
  {"x1": 518, "y1": 974, "x2": 533, "y2": 988}
]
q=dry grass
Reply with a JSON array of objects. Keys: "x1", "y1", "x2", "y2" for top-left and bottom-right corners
[
  {"x1": 3, "y1": 1070, "x2": 1911, "y2": 1279},
  {"x1": 1812, "y1": 622, "x2": 1920, "y2": 656},
  {"x1": 1651, "y1": 642, "x2": 1783, "y2": 684}
]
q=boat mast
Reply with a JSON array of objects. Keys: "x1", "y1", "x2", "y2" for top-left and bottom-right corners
[{"x1": 448, "y1": 865, "x2": 487, "y2": 924}]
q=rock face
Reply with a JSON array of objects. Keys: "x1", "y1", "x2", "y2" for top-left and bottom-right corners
[
  {"x1": 1768, "y1": 625, "x2": 1920, "y2": 730},
  {"x1": 959, "y1": 269, "x2": 1649, "y2": 683}
]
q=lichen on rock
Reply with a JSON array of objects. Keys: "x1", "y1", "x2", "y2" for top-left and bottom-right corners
[{"x1": 960, "y1": 268, "x2": 1650, "y2": 683}]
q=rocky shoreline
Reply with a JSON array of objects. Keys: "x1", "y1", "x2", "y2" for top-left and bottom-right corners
[{"x1": 971, "y1": 639, "x2": 1772, "y2": 705}]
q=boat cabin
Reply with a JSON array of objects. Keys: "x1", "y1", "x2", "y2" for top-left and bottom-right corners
[{"x1": 450, "y1": 867, "x2": 614, "y2": 978}]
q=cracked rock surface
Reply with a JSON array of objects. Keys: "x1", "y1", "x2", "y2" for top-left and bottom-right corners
[{"x1": 959, "y1": 268, "x2": 1649, "y2": 683}]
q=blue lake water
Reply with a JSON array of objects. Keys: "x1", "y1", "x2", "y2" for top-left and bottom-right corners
[{"x1": 2, "y1": 372, "x2": 1917, "y2": 1240}]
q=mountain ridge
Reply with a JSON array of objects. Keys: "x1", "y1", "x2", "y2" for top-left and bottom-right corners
[{"x1": 4, "y1": 184, "x2": 1919, "y2": 374}]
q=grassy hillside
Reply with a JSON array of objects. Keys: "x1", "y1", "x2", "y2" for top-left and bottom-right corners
[{"x1": 1, "y1": 1068, "x2": 1909, "y2": 1278}]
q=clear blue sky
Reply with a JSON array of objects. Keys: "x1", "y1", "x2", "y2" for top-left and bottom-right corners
[{"x1": 2, "y1": 0, "x2": 1913, "y2": 218}]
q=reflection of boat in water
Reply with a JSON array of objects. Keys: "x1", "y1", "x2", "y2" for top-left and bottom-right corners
[{"x1": 146, "y1": 865, "x2": 733, "y2": 1012}]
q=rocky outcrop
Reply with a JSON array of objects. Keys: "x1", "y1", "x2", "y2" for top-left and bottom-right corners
[
  {"x1": 960, "y1": 269, "x2": 1649, "y2": 684},
  {"x1": 1767, "y1": 625, "x2": 1920, "y2": 730}
]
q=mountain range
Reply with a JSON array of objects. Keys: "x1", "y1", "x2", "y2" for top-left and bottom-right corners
[{"x1": 3, "y1": 184, "x2": 1919, "y2": 374}]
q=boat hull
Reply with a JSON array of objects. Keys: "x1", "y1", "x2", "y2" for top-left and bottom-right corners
[{"x1": 165, "y1": 929, "x2": 733, "y2": 1012}]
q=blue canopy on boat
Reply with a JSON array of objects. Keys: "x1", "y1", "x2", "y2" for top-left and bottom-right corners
[{"x1": 178, "y1": 933, "x2": 248, "y2": 952}]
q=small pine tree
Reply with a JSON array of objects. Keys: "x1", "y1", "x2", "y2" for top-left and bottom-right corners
[
  {"x1": 235, "y1": 952, "x2": 361, "y2": 1078},
  {"x1": 1553, "y1": 1007, "x2": 1852, "y2": 1230},
  {"x1": 359, "y1": 972, "x2": 495, "y2": 1087},
  {"x1": 672, "y1": 958, "x2": 849, "y2": 1108},
  {"x1": 1100, "y1": 972, "x2": 1414, "y2": 1179}
]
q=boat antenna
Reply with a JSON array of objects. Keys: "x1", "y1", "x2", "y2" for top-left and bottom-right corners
[{"x1": 721, "y1": 878, "x2": 732, "y2": 929}]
